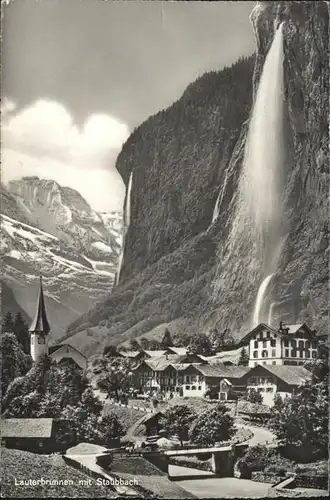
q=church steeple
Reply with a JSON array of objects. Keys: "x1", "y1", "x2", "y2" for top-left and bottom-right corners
[
  {"x1": 29, "y1": 276, "x2": 50, "y2": 335},
  {"x1": 29, "y1": 276, "x2": 50, "y2": 362}
]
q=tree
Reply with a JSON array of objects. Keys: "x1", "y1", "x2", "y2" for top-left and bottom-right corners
[
  {"x1": 246, "y1": 389, "x2": 263, "y2": 404},
  {"x1": 13, "y1": 312, "x2": 30, "y2": 353},
  {"x1": 189, "y1": 403, "x2": 235, "y2": 447},
  {"x1": 238, "y1": 347, "x2": 249, "y2": 366},
  {"x1": 187, "y1": 333, "x2": 213, "y2": 356},
  {"x1": 2, "y1": 312, "x2": 14, "y2": 333},
  {"x1": 103, "y1": 344, "x2": 119, "y2": 358},
  {"x1": 270, "y1": 362, "x2": 328, "y2": 460},
  {"x1": 98, "y1": 414, "x2": 125, "y2": 446},
  {"x1": 237, "y1": 444, "x2": 269, "y2": 479},
  {"x1": 0, "y1": 332, "x2": 32, "y2": 398},
  {"x1": 159, "y1": 404, "x2": 196, "y2": 446},
  {"x1": 160, "y1": 329, "x2": 174, "y2": 348},
  {"x1": 273, "y1": 393, "x2": 284, "y2": 411},
  {"x1": 97, "y1": 357, "x2": 134, "y2": 401}
]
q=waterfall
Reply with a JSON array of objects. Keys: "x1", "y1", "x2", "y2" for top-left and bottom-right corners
[
  {"x1": 267, "y1": 301, "x2": 277, "y2": 326},
  {"x1": 239, "y1": 22, "x2": 285, "y2": 248},
  {"x1": 125, "y1": 171, "x2": 133, "y2": 229},
  {"x1": 116, "y1": 171, "x2": 133, "y2": 286},
  {"x1": 253, "y1": 273, "x2": 275, "y2": 326}
]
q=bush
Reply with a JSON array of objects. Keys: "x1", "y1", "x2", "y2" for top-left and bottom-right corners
[{"x1": 236, "y1": 445, "x2": 269, "y2": 479}]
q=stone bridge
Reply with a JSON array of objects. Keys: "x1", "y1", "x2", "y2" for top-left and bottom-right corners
[{"x1": 145, "y1": 442, "x2": 249, "y2": 477}]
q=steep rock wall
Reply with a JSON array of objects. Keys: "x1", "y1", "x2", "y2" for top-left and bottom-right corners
[{"x1": 67, "y1": 1, "x2": 329, "y2": 355}]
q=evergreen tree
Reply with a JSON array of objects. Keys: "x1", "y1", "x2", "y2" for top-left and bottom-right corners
[
  {"x1": 160, "y1": 328, "x2": 174, "y2": 348},
  {"x1": 0, "y1": 332, "x2": 32, "y2": 398},
  {"x1": 238, "y1": 347, "x2": 249, "y2": 366},
  {"x1": 2, "y1": 312, "x2": 14, "y2": 333}
]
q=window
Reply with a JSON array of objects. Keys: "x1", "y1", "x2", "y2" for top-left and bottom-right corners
[
  {"x1": 285, "y1": 349, "x2": 289, "y2": 357},
  {"x1": 253, "y1": 351, "x2": 258, "y2": 358},
  {"x1": 191, "y1": 386, "x2": 196, "y2": 390},
  {"x1": 272, "y1": 361, "x2": 276, "y2": 365},
  {"x1": 272, "y1": 349, "x2": 276, "y2": 357},
  {"x1": 298, "y1": 340, "x2": 304, "y2": 349},
  {"x1": 306, "y1": 341, "x2": 310, "y2": 349},
  {"x1": 266, "y1": 387, "x2": 273, "y2": 392},
  {"x1": 291, "y1": 350, "x2": 297, "y2": 357},
  {"x1": 306, "y1": 351, "x2": 310, "y2": 358},
  {"x1": 291, "y1": 340, "x2": 296, "y2": 348},
  {"x1": 262, "y1": 350, "x2": 268, "y2": 358},
  {"x1": 299, "y1": 350, "x2": 303, "y2": 358},
  {"x1": 312, "y1": 342, "x2": 317, "y2": 349},
  {"x1": 254, "y1": 362, "x2": 258, "y2": 367},
  {"x1": 271, "y1": 339, "x2": 276, "y2": 347},
  {"x1": 198, "y1": 386, "x2": 202, "y2": 390},
  {"x1": 259, "y1": 332, "x2": 264, "y2": 340},
  {"x1": 254, "y1": 340, "x2": 258, "y2": 348},
  {"x1": 263, "y1": 340, "x2": 267, "y2": 348},
  {"x1": 38, "y1": 337, "x2": 45, "y2": 345},
  {"x1": 312, "y1": 351, "x2": 317, "y2": 358},
  {"x1": 185, "y1": 385, "x2": 190, "y2": 390},
  {"x1": 267, "y1": 331, "x2": 270, "y2": 338},
  {"x1": 284, "y1": 339, "x2": 289, "y2": 347},
  {"x1": 263, "y1": 362, "x2": 267, "y2": 365},
  {"x1": 298, "y1": 362, "x2": 304, "y2": 366}
]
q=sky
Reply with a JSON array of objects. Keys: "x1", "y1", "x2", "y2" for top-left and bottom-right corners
[{"x1": 2, "y1": 0, "x2": 255, "y2": 212}]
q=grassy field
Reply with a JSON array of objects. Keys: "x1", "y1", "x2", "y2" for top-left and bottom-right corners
[
  {"x1": 0, "y1": 447, "x2": 117, "y2": 498},
  {"x1": 111, "y1": 456, "x2": 195, "y2": 498}
]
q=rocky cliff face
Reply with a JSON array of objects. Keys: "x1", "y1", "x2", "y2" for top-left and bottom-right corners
[
  {"x1": 67, "y1": 1, "x2": 329, "y2": 357},
  {"x1": 1, "y1": 179, "x2": 123, "y2": 341}
]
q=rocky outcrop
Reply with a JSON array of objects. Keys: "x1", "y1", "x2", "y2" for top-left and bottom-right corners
[{"x1": 67, "y1": 1, "x2": 329, "y2": 356}]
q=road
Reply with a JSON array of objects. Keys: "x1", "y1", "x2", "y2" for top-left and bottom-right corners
[
  {"x1": 236, "y1": 423, "x2": 276, "y2": 447},
  {"x1": 174, "y1": 475, "x2": 271, "y2": 498}
]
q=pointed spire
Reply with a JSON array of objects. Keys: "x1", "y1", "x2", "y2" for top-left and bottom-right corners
[{"x1": 29, "y1": 276, "x2": 50, "y2": 334}]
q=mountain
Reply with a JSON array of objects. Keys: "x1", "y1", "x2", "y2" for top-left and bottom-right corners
[
  {"x1": 67, "y1": 1, "x2": 328, "y2": 357},
  {"x1": 1, "y1": 179, "x2": 123, "y2": 342}
]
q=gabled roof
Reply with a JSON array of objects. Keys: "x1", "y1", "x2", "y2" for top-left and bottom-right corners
[
  {"x1": 208, "y1": 347, "x2": 243, "y2": 365},
  {"x1": 143, "y1": 350, "x2": 167, "y2": 358},
  {"x1": 285, "y1": 323, "x2": 315, "y2": 336},
  {"x1": 1, "y1": 418, "x2": 54, "y2": 438},
  {"x1": 48, "y1": 343, "x2": 87, "y2": 360},
  {"x1": 180, "y1": 363, "x2": 250, "y2": 379},
  {"x1": 29, "y1": 276, "x2": 50, "y2": 334},
  {"x1": 240, "y1": 323, "x2": 280, "y2": 344},
  {"x1": 138, "y1": 411, "x2": 164, "y2": 425},
  {"x1": 165, "y1": 347, "x2": 187, "y2": 355},
  {"x1": 245, "y1": 364, "x2": 313, "y2": 386}
]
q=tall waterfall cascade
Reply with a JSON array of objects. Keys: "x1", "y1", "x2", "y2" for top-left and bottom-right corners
[
  {"x1": 253, "y1": 273, "x2": 275, "y2": 326},
  {"x1": 249, "y1": 23, "x2": 285, "y2": 326},
  {"x1": 212, "y1": 23, "x2": 286, "y2": 327},
  {"x1": 116, "y1": 171, "x2": 133, "y2": 286}
]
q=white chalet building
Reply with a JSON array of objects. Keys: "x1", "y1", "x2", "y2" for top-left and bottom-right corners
[{"x1": 240, "y1": 322, "x2": 320, "y2": 368}]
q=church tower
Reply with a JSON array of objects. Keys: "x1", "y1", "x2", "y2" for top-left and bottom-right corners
[{"x1": 29, "y1": 276, "x2": 50, "y2": 362}]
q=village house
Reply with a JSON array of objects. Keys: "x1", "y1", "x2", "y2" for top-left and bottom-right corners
[
  {"x1": 239, "y1": 364, "x2": 313, "y2": 406},
  {"x1": 240, "y1": 322, "x2": 320, "y2": 367},
  {"x1": 1, "y1": 418, "x2": 56, "y2": 453},
  {"x1": 179, "y1": 364, "x2": 249, "y2": 399}
]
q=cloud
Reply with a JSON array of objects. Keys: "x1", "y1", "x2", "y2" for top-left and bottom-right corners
[{"x1": 1, "y1": 99, "x2": 130, "y2": 211}]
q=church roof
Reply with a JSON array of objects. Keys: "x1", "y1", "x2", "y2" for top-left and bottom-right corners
[{"x1": 29, "y1": 277, "x2": 50, "y2": 334}]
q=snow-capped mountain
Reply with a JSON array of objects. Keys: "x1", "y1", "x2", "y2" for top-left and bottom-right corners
[{"x1": 1, "y1": 178, "x2": 123, "y2": 341}]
